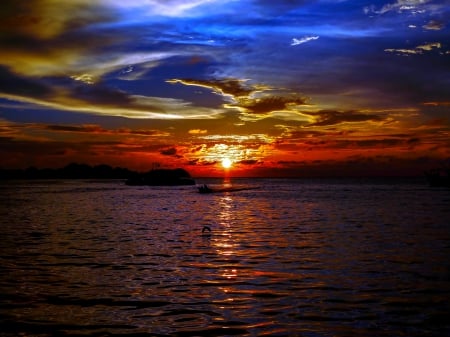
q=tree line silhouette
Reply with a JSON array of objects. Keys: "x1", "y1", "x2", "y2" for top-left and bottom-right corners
[{"x1": 0, "y1": 163, "x2": 135, "y2": 180}]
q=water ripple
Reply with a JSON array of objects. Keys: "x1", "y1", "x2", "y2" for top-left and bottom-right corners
[{"x1": 0, "y1": 179, "x2": 449, "y2": 336}]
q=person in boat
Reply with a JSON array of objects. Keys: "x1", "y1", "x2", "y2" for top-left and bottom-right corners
[{"x1": 198, "y1": 184, "x2": 213, "y2": 193}]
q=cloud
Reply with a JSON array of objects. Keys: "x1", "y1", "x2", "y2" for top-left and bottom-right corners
[
  {"x1": 107, "y1": 0, "x2": 221, "y2": 18},
  {"x1": 365, "y1": 0, "x2": 433, "y2": 15},
  {"x1": 423, "y1": 20, "x2": 446, "y2": 30},
  {"x1": 169, "y1": 77, "x2": 307, "y2": 119},
  {"x1": 303, "y1": 109, "x2": 386, "y2": 127},
  {"x1": 183, "y1": 140, "x2": 270, "y2": 167},
  {"x1": 416, "y1": 42, "x2": 441, "y2": 51},
  {"x1": 0, "y1": 119, "x2": 193, "y2": 169},
  {"x1": 291, "y1": 36, "x2": 319, "y2": 46},
  {"x1": 422, "y1": 102, "x2": 450, "y2": 107},
  {"x1": 160, "y1": 147, "x2": 177, "y2": 156},
  {"x1": 45, "y1": 124, "x2": 170, "y2": 137},
  {"x1": 0, "y1": 0, "x2": 125, "y2": 79},
  {"x1": 0, "y1": 120, "x2": 173, "y2": 145},
  {"x1": 0, "y1": 0, "x2": 117, "y2": 40},
  {"x1": 385, "y1": 42, "x2": 442, "y2": 55},
  {"x1": 266, "y1": 154, "x2": 445, "y2": 178},
  {"x1": 384, "y1": 48, "x2": 421, "y2": 55},
  {"x1": 0, "y1": 1, "x2": 190, "y2": 83},
  {"x1": 198, "y1": 133, "x2": 273, "y2": 144},
  {"x1": 0, "y1": 66, "x2": 53, "y2": 98},
  {"x1": 233, "y1": 95, "x2": 307, "y2": 115},
  {"x1": 239, "y1": 159, "x2": 260, "y2": 165},
  {"x1": 1, "y1": 6, "x2": 223, "y2": 121},
  {"x1": 0, "y1": 67, "x2": 226, "y2": 119},
  {"x1": 168, "y1": 78, "x2": 255, "y2": 98},
  {"x1": 188, "y1": 129, "x2": 208, "y2": 134}
]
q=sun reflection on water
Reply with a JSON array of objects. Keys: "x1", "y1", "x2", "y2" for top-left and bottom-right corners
[
  {"x1": 213, "y1": 193, "x2": 242, "y2": 281},
  {"x1": 217, "y1": 195, "x2": 233, "y2": 225}
]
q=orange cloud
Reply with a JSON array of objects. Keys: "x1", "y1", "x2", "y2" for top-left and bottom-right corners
[{"x1": 188, "y1": 129, "x2": 208, "y2": 134}]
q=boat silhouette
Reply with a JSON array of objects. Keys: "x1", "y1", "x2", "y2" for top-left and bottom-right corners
[{"x1": 198, "y1": 184, "x2": 259, "y2": 193}]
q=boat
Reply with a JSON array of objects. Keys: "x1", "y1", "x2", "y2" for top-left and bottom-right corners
[
  {"x1": 198, "y1": 184, "x2": 214, "y2": 193},
  {"x1": 198, "y1": 184, "x2": 259, "y2": 194},
  {"x1": 424, "y1": 168, "x2": 450, "y2": 187}
]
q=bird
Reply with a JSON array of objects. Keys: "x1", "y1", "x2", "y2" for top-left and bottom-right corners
[{"x1": 202, "y1": 225, "x2": 211, "y2": 233}]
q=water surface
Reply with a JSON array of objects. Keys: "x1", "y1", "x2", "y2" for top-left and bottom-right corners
[{"x1": 1, "y1": 179, "x2": 449, "y2": 336}]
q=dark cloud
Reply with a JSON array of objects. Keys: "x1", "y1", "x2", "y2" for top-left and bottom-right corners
[
  {"x1": 71, "y1": 84, "x2": 134, "y2": 107},
  {"x1": 407, "y1": 138, "x2": 420, "y2": 144},
  {"x1": 0, "y1": 0, "x2": 119, "y2": 70},
  {"x1": 239, "y1": 159, "x2": 260, "y2": 165},
  {"x1": 269, "y1": 155, "x2": 444, "y2": 177},
  {"x1": 0, "y1": 138, "x2": 125, "y2": 158},
  {"x1": 160, "y1": 147, "x2": 177, "y2": 156},
  {"x1": 209, "y1": 79, "x2": 254, "y2": 97},
  {"x1": 172, "y1": 78, "x2": 307, "y2": 115},
  {"x1": 171, "y1": 78, "x2": 253, "y2": 97},
  {"x1": 0, "y1": 139, "x2": 67, "y2": 155},
  {"x1": 0, "y1": 71, "x2": 167, "y2": 116},
  {"x1": 194, "y1": 159, "x2": 217, "y2": 166},
  {"x1": 0, "y1": 136, "x2": 144, "y2": 169},
  {"x1": 305, "y1": 110, "x2": 385, "y2": 127},
  {"x1": 0, "y1": 0, "x2": 117, "y2": 40},
  {"x1": 238, "y1": 95, "x2": 306, "y2": 114},
  {"x1": 45, "y1": 124, "x2": 168, "y2": 137},
  {"x1": 0, "y1": 66, "x2": 52, "y2": 98},
  {"x1": 337, "y1": 138, "x2": 409, "y2": 149},
  {"x1": 423, "y1": 20, "x2": 446, "y2": 31},
  {"x1": 186, "y1": 158, "x2": 200, "y2": 165},
  {"x1": 46, "y1": 125, "x2": 103, "y2": 133},
  {"x1": 275, "y1": 128, "x2": 422, "y2": 152}
]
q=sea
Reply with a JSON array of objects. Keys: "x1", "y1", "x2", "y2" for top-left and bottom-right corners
[{"x1": 0, "y1": 178, "x2": 449, "y2": 337}]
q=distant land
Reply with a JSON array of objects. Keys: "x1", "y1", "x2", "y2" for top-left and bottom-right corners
[
  {"x1": 1, "y1": 162, "x2": 447, "y2": 187},
  {"x1": 0, "y1": 163, "x2": 200, "y2": 187},
  {"x1": 0, "y1": 163, "x2": 139, "y2": 180}
]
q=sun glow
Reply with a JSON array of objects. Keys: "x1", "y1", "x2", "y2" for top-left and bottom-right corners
[{"x1": 221, "y1": 157, "x2": 232, "y2": 169}]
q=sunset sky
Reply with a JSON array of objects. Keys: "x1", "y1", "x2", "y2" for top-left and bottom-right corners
[{"x1": 1, "y1": 0, "x2": 449, "y2": 177}]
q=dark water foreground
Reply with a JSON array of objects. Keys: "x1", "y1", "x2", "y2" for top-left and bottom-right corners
[{"x1": 0, "y1": 179, "x2": 449, "y2": 336}]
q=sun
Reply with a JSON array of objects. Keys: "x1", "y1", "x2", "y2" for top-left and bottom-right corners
[{"x1": 221, "y1": 157, "x2": 232, "y2": 169}]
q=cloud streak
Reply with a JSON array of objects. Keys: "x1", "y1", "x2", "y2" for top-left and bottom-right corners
[
  {"x1": 0, "y1": 66, "x2": 225, "y2": 119},
  {"x1": 291, "y1": 36, "x2": 319, "y2": 46}
]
